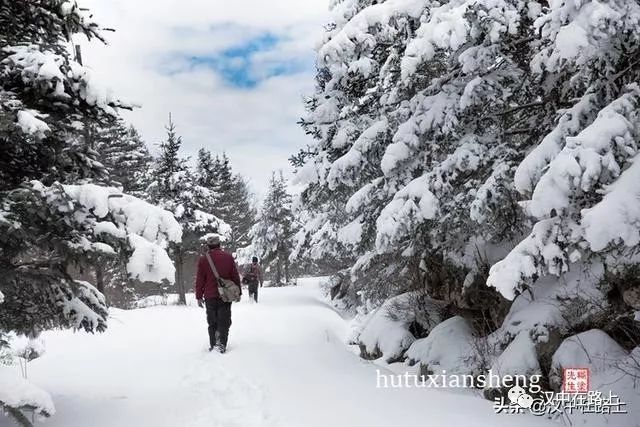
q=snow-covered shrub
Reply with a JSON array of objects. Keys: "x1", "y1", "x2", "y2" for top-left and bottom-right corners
[{"x1": 358, "y1": 299, "x2": 416, "y2": 362}]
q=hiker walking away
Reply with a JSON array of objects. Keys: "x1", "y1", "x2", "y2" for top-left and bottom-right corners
[
  {"x1": 244, "y1": 257, "x2": 263, "y2": 303},
  {"x1": 195, "y1": 235, "x2": 241, "y2": 353}
]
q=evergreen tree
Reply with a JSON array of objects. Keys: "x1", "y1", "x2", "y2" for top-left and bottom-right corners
[
  {"x1": 251, "y1": 172, "x2": 296, "y2": 284},
  {"x1": 87, "y1": 120, "x2": 153, "y2": 307},
  {"x1": 150, "y1": 114, "x2": 189, "y2": 201},
  {"x1": 196, "y1": 149, "x2": 256, "y2": 252},
  {"x1": 95, "y1": 120, "x2": 153, "y2": 195},
  {"x1": 293, "y1": 0, "x2": 640, "y2": 391},
  {"x1": 225, "y1": 175, "x2": 256, "y2": 251},
  {"x1": 210, "y1": 153, "x2": 235, "y2": 220},
  {"x1": 0, "y1": 1, "x2": 182, "y2": 422},
  {"x1": 148, "y1": 117, "x2": 227, "y2": 305},
  {"x1": 196, "y1": 148, "x2": 217, "y2": 189}
]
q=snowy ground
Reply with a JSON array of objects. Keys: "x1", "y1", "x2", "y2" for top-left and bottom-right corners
[{"x1": 2, "y1": 278, "x2": 556, "y2": 427}]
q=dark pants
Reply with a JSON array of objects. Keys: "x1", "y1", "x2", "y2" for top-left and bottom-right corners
[
  {"x1": 205, "y1": 298, "x2": 232, "y2": 348},
  {"x1": 248, "y1": 282, "x2": 258, "y2": 302}
]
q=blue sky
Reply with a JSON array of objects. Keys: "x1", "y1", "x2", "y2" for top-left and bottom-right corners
[
  {"x1": 180, "y1": 32, "x2": 313, "y2": 89},
  {"x1": 81, "y1": 0, "x2": 329, "y2": 196}
]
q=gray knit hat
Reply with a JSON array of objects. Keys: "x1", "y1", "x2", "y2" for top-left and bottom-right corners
[{"x1": 205, "y1": 234, "x2": 221, "y2": 246}]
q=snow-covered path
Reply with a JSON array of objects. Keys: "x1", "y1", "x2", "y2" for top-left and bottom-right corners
[{"x1": 2, "y1": 278, "x2": 553, "y2": 427}]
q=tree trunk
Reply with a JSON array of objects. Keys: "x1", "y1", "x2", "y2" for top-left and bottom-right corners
[
  {"x1": 95, "y1": 263, "x2": 105, "y2": 303},
  {"x1": 275, "y1": 255, "x2": 282, "y2": 285},
  {"x1": 284, "y1": 255, "x2": 290, "y2": 284},
  {"x1": 175, "y1": 245, "x2": 186, "y2": 305}
]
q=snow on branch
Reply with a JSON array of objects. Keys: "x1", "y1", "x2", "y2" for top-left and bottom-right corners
[
  {"x1": 513, "y1": 93, "x2": 599, "y2": 195},
  {"x1": 0, "y1": 368, "x2": 55, "y2": 420},
  {"x1": 2, "y1": 46, "x2": 132, "y2": 116},
  {"x1": 376, "y1": 137, "x2": 487, "y2": 252},
  {"x1": 16, "y1": 110, "x2": 51, "y2": 139},
  {"x1": 62, "y1": 183, "x2": 182, "y2": 284},
  {"x1": 327, "y1": 119, "x2": 388, "y2": 189},
  {"x1": 376, "y1": 174, "x2": 438, "y2": 253},
  {"x1": 487, "y1": 218, "x2": 568, "y2": 300},
  {"x1": 319, "y1": 0, "x2": 426, "y2": 66},
  {"x1": 527, "y1": 85, "x2": 640, "y2": 219},
  {"x1": 57, "y1": 280, "x2": 107, "y2": 331},
  {"x1": 401, "y1": 0, "x2": 521, "y2": 79},
  {"x1": 582, "y1": 153, "x2": 640, "y2": 251},
  {"x1": 192, "y1": 209, "x2": 231, "y2": 237},
  {"x1": 531, "y1": 0, "x2": 640, "y2": 74}
]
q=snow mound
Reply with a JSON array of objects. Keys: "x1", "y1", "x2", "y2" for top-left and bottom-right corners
[
  {"x1": 406, "y1": 316, "x2": 479, "y2": 375},
  {"x1": 551, "y1": 329, "x2": 627, "y2": 376},
  {"x1": 490, "y1": 330, "x2": 540, "y2": 378},
  {"x1": 550, "y1": 330, "x2": 640, "y2": 427}
]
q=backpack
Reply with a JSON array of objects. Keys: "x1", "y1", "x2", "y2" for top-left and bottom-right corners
[
  {"x1": 245, "y1": 264, "x2": 259, "y2": 282},
  {"x1": 205, "y1": 252, "x2": 241, "y2": 303}
]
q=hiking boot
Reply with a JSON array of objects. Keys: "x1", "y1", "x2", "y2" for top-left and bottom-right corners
[{"x1": 214, "y1": 343, "x2": 226, "y2": 354}]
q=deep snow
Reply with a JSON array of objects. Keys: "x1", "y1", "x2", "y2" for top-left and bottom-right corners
[{"x1": 1, "y1": 278, "x2": 555, "y2": 427}]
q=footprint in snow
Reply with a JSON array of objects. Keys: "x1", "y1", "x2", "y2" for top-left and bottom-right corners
[{"x1": 182, "y1": 351, "x2": 276, "y2": 427}]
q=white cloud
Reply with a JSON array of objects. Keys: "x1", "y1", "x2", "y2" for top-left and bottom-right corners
[{"x1": 78, "y1": 0, "x2": 330, "y2": 197}]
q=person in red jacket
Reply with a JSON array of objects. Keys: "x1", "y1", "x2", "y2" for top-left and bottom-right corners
[
  {"x1": 195, "y1": 234, "x2": 241, "y2": 353},
  {"x1": 244, "y1": 257, "x2": 263, "y2": 303}
]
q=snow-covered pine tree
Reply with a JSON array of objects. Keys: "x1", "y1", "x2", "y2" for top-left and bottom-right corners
[
  {"x1": 484, "y1": 0, "x2": 640, "y2": 361},
  {"x1": 150, "y1": 114, "x2": 189, "y2": 199},
  {"x1": 0, "y1": 1, "x2": 183, "y2": 422},
  {"x1": 250, "y1": 172, "x2": 296, "y2": 284},
  {"x1": 295, "y1": 0, "x2": 640, "y2": 394},
  {"x1": 148, "y1": 116, "x2": 228, "y2": 304},
  {"x1": 488, "y1": 0, "x2": 640, "y2": 297},
  {"x1": 91, "y1": 120, "x2": 154, "y2": 306},
  {"x1": 196, "y1": 148, "x2": 218, "y2": 190},
  {"x1": 95, "y1": 120, "x2": 153, "y2": 195},
  {"x1": 210, "y1": 153, "x2": 235, "y2": 218},
  {"x1": 294, "y1": 0, "x2": 539, "y2": 316},
  {"x1": 196, "y1": 149, "x2": 256, "y2": 252},
  {"x1": 223, "y1": 175, "x2": 256, "y2": 252}
]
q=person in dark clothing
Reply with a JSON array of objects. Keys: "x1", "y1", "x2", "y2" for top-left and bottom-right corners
[
  {"x1": 243, "y1": 257, "x2": 263, "y2": 303},
  {"x1": 195, "y1": 234, "x2": 241, "y2": 353}
]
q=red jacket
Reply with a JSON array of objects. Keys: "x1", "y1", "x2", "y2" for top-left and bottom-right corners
[
  {"x1": 244, "y1": 263, "x2": 263, "y2": 284},
  {"x1": 195, "y1": 248, "x2": 242, "y2": 300}
]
